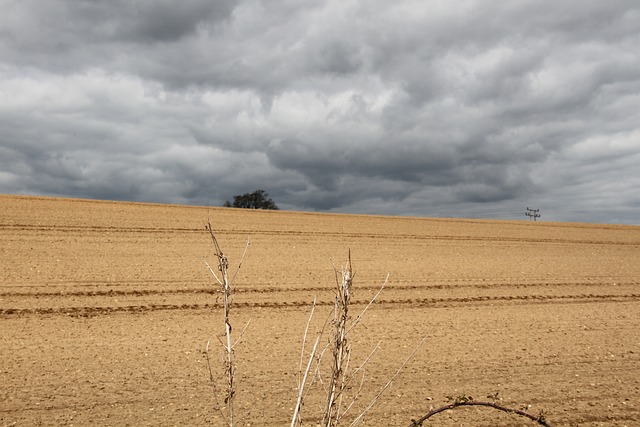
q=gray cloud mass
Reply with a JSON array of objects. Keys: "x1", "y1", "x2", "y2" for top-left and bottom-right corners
[{"x1": 1, "y1": 0, "x2": 639, "y2": 224}]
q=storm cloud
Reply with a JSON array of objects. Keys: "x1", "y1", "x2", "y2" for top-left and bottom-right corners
[{"x1": 1, "y1": 0, "x2": 639, "y2": 223}]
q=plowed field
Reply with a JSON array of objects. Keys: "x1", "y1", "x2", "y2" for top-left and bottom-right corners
[{"x1": 1, "y1": 194, "x2": 639, "y2": 426}]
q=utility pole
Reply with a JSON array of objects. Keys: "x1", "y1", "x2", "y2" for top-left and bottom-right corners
[{"x1": 525, "y1": 207, "x2": 541, "y2": 222}]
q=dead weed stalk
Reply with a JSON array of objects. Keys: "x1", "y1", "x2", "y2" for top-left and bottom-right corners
[
  {"x1": 202, "y1": 227, "x2": 553, "y2": 426},
  {"x1": 321, "y1": 252, "x2": 354, "y2": 426},
  {"x1": 204, "y1": 222, "x2": 250, "y2": 427},
  {"x1": 290, "y1": 251, "x2": 425, "y2": 427}
]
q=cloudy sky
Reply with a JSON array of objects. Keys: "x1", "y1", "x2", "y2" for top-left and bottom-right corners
[{"x1": 1, "y1": 1, "x2": 639, "y2": 224}]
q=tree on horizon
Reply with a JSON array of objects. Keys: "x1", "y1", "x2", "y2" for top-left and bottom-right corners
[{"x1": 223, "y1": 189, "x2": 279, "y2": 210}]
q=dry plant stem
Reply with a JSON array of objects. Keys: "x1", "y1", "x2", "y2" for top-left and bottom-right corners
[
  {"x1": 204, "y1": 222, "x2": 250, "y2": 427},
  {"x1": 322, "y1": 253, "x2": 353, "y2": 427},
  {"x1": 291, "y1": 298, "x2": 318, "y2": 427},
  {"x1": 203, "y1": 258, "x2": 235, "y2": 426},
  {"x1": 230, "y1": 319, "x2": 252, "y2": 349},
  {"x1": 340, "y1": 342, "x2": 381, "y2": 418},
  {"x1": 219, "y1": 243, "x2": 235, "y2": 424},
  {"x1": 298, "y1": 298, "x2": 317, "y2": 387},
  {"x1": 348, "y1": 273, "x2": 389, "y2": 333},
  {"x1": 350, "y1": 335, "x2": 428, "y2": 427},
  {"x1": 291, "y1": 335, "x2": 321, "y2": 427},
  {"x1": 230, "y1": 238, "x2": 251, "y2": 286},
  {"x1": 204, "y1": 339, "x2": 230, "y2": 426},
  {"x1": 335, "y1": 345, "x2": 353, "y2": 421},
  {"x1": 408, "y1": 400, "x2": 552, "y2": 426}
]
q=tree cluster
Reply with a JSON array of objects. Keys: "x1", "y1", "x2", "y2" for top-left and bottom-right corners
[{"x1": 223, "y1": 189, "x2": 279, "y2": 210}]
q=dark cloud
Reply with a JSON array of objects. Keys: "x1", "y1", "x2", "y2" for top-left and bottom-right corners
[{"x1": 1, "y1": 0, "x2": 639, "y2": 224}]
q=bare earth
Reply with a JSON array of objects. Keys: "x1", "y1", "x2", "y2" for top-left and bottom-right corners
[{"x1": 1, "y1": 194, "x2": 639, "y2": 426}]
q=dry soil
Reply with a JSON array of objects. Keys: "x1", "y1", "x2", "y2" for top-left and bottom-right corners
[{"x1": 1, "y1": 194, "x2": 639, "y2": 426}]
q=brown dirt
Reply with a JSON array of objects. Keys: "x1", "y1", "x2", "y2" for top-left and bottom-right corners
[{"x1": 1, "y1": 194, "x2": 639, "y2": 426}]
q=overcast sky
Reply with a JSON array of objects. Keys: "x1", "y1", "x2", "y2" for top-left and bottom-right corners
[{"x1": 1, "y1": 1, "x2": 639, "y2": 224}]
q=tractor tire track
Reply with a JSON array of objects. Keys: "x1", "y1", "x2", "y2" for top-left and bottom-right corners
[
  {"x1": 3, "y1": 223, "x2": 638, "y2": 246},
  {"x1": 2, "y1": 293, "x2": 639, "y2": 318},
  {"x1": 2, "y1": 279, "x2": 637, "y2": 298}
]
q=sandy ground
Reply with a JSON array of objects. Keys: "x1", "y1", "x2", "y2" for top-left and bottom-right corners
[{"x1": 1, "y1": 194, "x2": 639, "y2": 426}]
